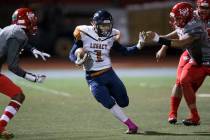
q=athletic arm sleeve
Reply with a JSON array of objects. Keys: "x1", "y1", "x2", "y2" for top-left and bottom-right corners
[
  {"x1": 184, "y1": 20, "x2": 205, "y2": 39},
  {"x1": 112, "y1": 41, "x2": 139, "y2": 55},
  {"x1": 69, "y1": 40, "x2": 83, "y2": 62},
  {"x1": 6, "y1": 38, "x2": 27, "y2": 77}
]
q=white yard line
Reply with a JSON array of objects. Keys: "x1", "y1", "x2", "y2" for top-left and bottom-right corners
[
  {"x1": 197, "y1": 93, "x2": 210, "y2": 97},
  {"x1": 2, "y1": 68, "x2": 177, "y2": 78},
  {"x1": 17, "y1": 81, "x2": 71, "y2": 97}
]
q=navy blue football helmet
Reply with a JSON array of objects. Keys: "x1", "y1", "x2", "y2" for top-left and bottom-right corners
[{"x1": 92, "y1": 10, "x2": 113, "y2": 37}]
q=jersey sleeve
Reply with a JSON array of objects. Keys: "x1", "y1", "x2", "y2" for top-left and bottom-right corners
[
  {"x1": 6, "y1": 38, "x2": 26, "y2": 77},
  {"x1": 112, "y1": 41, "x2": 140, "y2": 55},
  {"x1": 11, "y1": 26, "x2": 28, "y2": 43},
  {"x1": 184, "y1": 20, "x2": 206, "y2": 38},
  {"x1": 73, "y1": 26, "x2": 82, "y2": 40}
]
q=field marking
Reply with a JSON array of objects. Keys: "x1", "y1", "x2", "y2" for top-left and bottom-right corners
[
  {"x1": 197, "y1": 93, "x2": 210, "y2": 97},
  {"x1": 17, "y1": 81, "x2": 71, "y2": 97},
  {"x1": 2, "y1": 68, "x2": 177, "y2": 78}
]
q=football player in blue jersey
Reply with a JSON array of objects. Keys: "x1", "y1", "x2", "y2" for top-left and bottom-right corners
[{"x1": 70, "y1": 10, "x2": 144, "y2": 134}]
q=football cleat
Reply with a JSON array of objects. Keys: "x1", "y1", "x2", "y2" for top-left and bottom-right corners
[
  {"x1": 125, "y1": 127, "x2": 138, "y2": 134},
  {"x1": 168, "y1": 113, "x2": 177, "y2": 124},
  {"x1": 168, "y1": 117, "x2": 177, "y2": 124},
  {"x1": 182, "y1": 118, "x2": 200, "y2": 126},
  {"x1": 0, "y1": 130, "x2": 14, "y2": 139}
]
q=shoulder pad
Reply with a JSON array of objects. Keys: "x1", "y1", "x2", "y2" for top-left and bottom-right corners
[
  {"x1": 12, "y1": 25, "x2": 28, "y2": 42},
  {"x1": 184, "y1": 19, "x2": 204, "y2": 34},
  {"x1": 73, "y1": 25, "x2": 92, "y2": 40}
]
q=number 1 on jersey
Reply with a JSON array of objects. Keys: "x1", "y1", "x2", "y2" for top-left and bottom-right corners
[{"x1": 94, "y1": 50, "x2": 103, "y2": 62}]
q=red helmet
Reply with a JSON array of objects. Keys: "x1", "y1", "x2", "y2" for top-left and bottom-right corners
[
  {"x1": 170, "y1": 2, "x2": 193, "y2": 28},
  {"x1": 12, "y1": 8, "x2": 38, "y2": 35},
  {"x1": 196, "y1": 0, "x2": 210, "y2": 20}
]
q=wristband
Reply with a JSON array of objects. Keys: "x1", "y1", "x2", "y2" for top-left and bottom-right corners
[
  {"x1": 24, "y1": 73, "x2": 36, "y2": 82},
  {"x1": 158, "y1": 37, "x2": 171, "y2": 47}
]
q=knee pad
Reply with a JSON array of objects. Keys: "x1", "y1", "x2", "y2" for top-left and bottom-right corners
[{"x1": 11, "y1": 92, "x2": 25, "y2": 103}]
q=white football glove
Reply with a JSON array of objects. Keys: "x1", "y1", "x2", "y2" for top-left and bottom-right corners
[
  {"x1": 151, "y1": 32, "x2": 160, "y2": 42},
  {"x1": 32, "y1": 48, "x2": 51, "y2": 61},
  {"x1": 139, "y1": 31, "x2": 146, "y2": 42},
  {"x1": 24, "y1": 73, "x2": 46, "y2": 83},
  {"x1": 75, "y1": 52, "x2": 89, "y2": 66},
  {"x1": 136, "y1": 31, "x2": 146, "y2": 49}
]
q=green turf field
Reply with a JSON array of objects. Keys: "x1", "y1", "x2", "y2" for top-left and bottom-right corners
[{"x1": 1, "y1": 76, "x2": 210, "y2": 140}]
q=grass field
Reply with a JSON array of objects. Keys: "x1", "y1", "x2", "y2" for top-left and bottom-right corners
[{"x1": 1, "y1": 74, "x2": 210, "y2": 140}]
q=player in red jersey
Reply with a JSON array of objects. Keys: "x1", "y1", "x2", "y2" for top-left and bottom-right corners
[
  {"x1": 0, "y1": 8, "x2": 50, "y2": 139},
  {"x1": 156, "y1": 0, "x2": 210, "y2": 124},
  {"x1": 142, "y1": 1, "x2": 210, "y2": 126}
]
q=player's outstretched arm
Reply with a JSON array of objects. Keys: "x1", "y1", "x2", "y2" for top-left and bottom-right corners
[
  {"x1": 112, "y1": 41, "x2": 140, "y2": 56},
  {"x1": 6, "y1": 38, "x2": 47, "y2": 83},
  {"x1": 145, "y1": 31, "x2": 196, "y2": 49},
  {"x1": 155, "y1": 31, "x2": 178, "y2": 62},
  {"x1": 112, "y1": 32, "x2": 146, "y2": 55}
]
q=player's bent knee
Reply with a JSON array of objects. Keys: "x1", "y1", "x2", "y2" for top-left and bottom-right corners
[
  {"x1": 180, "y1": 80, "x2": 191, "y2": 86},
  {"x1": 118, "y1": 102, "x2": 129, "y2": 108},
  {"x1": 175, "y1": 79, "x2": 181, "y2": 85},
  {"x1": 102, "y1": 101, "x2": 116, "y2": 109},
  {"x1": 11, "y1": 92, "x2": 25, "y2": 103},
  {"x1": 180, "y1": 76, "x2": 191, "y2": 85}
]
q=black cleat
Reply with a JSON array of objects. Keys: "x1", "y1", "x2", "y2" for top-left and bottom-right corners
[
  {"x1": 168, "y1": 112, "x2": 177, "y2": 124},
  {"x1": 182, "y1": 119, "x2": 200, "y2": 126},
  {"x1": 168, "y1": 117, "x2": 177, "y2": 124}
]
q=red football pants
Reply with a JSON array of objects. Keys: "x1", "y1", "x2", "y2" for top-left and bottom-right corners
[
  {"x1": 176, "y1": 50, "x2": 190, "y2": 85},
  {"x1": 180, "y1": 62, "x2": 209, "y2": 107},
  {"x1": 0, "y1": 74, "x2": 22, "y2": 98}
]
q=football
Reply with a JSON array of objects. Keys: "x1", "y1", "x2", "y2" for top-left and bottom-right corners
[{"x1": 74, "y1": 48, "x2": 86, "y2": 58}]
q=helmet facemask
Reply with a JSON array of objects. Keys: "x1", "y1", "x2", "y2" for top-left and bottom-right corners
[
  {"x1": 91, "y1": 10, "x2": 113, "y2": 37},
  {"x1": 170, "y1": 13, "x2": 187, "y2": 28},
  {"x1": 93, "y1": 20, "x2": 112, "y2": 37},
  {"x1": 169, "y1": 2, "x2": 193, "y2": 28}
]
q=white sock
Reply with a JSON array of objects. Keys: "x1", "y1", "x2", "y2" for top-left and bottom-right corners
[{"x1": 109, "y1": 104, "x2": 128, "y2": 122}]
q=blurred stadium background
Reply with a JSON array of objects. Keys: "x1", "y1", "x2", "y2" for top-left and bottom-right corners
[
  {"x1": 1, "y1": 0, "x2": 210, "y2": 140},
  {"x1": 0, "y1": 0, "x2": 195, "y2": 61}
]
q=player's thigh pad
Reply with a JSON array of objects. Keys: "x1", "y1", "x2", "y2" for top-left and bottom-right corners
[
  {"x1": 88, "y1": 80, "x2": 115, "y2": 109},
  {"x1": 108, "y1": 72, "x2": 129, "y2": 108},
  {"x1": 176, "y1": 51, "x2": 190, "y2": 85},
  {"x1": 0, "y1": 74, "x2": 22, "y2": 98},
  {"x1": 180, "y1": 64, "x2": 206, "y2": 85}
]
